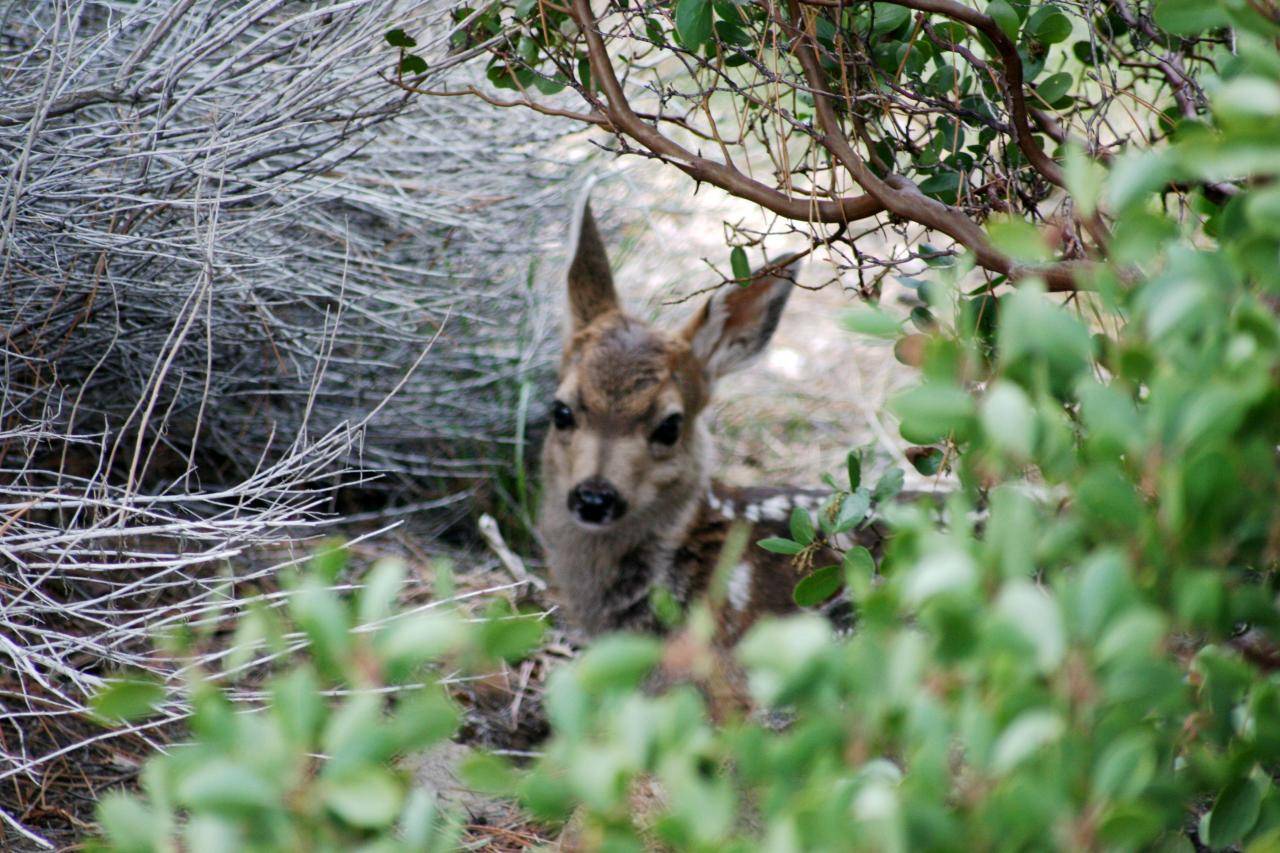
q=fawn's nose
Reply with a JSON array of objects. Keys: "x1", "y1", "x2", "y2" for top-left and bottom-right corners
[{"x1": 568, "y1": 478, "x2": 626, "y2": 525}]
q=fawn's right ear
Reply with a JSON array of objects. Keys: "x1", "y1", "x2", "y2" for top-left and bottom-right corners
[
  {"x1": 565, "y1": 194, "x2": 619, "y2": 331},
  {"x1": 682, "y1": 253, "x2": 801, "y2": 382}
]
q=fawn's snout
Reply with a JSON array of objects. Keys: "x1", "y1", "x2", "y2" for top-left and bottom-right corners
[{"x1": 568, "y1": 477, "x2": 627, "y2": 526}]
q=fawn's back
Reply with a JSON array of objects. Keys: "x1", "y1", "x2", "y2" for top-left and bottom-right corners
[{"x1": 538, "y1": 194, "x2": 885, "y2": 642}]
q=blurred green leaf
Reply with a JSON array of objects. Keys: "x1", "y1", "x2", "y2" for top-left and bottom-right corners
[
  {"x1": 322, "y1": 766, "x2": 405, "y2": 829},
  {"x1": 175, "y1": 759, "x2": 276, "y2": 816},
  {"x1": 1203, "y1": 775, "x2": 1265, "y2": 849},
  {"x1": 891, "y1": 383, "x2": 976, "y2": 443},
  {"x1": 1153, "y1": 0, "x2": 1229, "y2": 35},
  {"x1": 991, "y1": 710, "x2": 1064, "y2": 773},
  {"x1": 793, "y1": 565, "x2": 842, "y2": 607},
  {"x1": 980, "y1": 381, "x2": 1037, "y2": 460},
  {"x1": 842, "y1": 304, "x2": 902, "y2": 338},
  {"x1": 91, "y1": 675, "x2": 165, "y2": 725},
  {"x1": 576, "y1": 634, "x2": 663, "y2": 692},
  {"x1": 987, "y1": 215, "x2": 1050, "y2": 262}
]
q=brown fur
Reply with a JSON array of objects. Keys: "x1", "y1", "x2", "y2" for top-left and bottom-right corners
[{"x1": 539, "y1": 198, "x2": 875, "y2": 643}]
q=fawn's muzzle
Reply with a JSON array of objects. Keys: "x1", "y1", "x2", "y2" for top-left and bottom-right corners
[{"x1": 568, "y1": 478, "x2": 627, "y2": 525}]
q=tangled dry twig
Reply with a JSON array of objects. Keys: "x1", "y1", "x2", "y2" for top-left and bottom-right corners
[{"x1": 0, "y1": 0, "x2": 576, "y2": 845}]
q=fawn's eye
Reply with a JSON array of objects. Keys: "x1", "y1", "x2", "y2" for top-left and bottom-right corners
[
  {"x1": 650, "y1": 413, "x2": 683, "y2": 446},
  {"x1": 552, "y1": 401, "x2": 575, "y2": 430}
]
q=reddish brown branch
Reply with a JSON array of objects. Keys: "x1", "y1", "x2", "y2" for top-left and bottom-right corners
[{"x1": 570, "y1": 0, "x2": 884, "y2": 226}]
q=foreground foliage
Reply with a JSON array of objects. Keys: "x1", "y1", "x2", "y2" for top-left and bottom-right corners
[
  {"x1": 88, "y1": 548, "x2": 544, "y2": 852},
  {"x1": 465, "y1": 7, "x2": 1280, "y2": 852},
  {"x1": 86, "y1": 3, "x2": 1280, "y2": 849}
]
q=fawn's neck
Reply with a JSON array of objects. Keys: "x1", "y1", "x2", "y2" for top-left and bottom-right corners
[{"x1": 543, "y1": 477, "x2": 714, "y2": 637}]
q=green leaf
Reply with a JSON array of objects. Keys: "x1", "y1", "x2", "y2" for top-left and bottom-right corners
[
  {"x1": 758, "y1": 537, "x2": 804, "y2": 555},
  {"x1": 675, "y1": 0, "x2": 713, "y2": 49},
  {"x1": 1028, "y1": 5, "x2": 1072, "y2": 43},
  {"x1": 991, "y1": 710, "x2": 1064, "y2": 772},
  {"x1": 391, "y1": 689, "x2": 460, "y2": 751},
  {"x1": 270, "y1": 665, "x2": 324, "y2": 749},
  {"x1": 834, "y1": 488, "x2": 872, "y2": 533},
  {"x1": 1093, "y1": 734, "x2": 1156, "y2": 801},
  {"x1": 1203, "y1": 775, "x2": 1264, "y2": 849},
  {"x1": 987, "y1": 215, "x2": 1050, "y2": 262},
  {"x1": 358, "y1": 558, "x2": 406, "y2": 627},
  {"x1": 91, "y1": 675, "x2": 165, "y2": 725},
  {"x1": 385, "y1": 28, "x2": 417, "y2": 48},
  {"x1": 891, "y1": 382, "x2": 976, "y2": 443},
  {"x1": 1036, "y1": 72, "x2": 1072, "y2": 105},
  {"x1": 322, "y1": 766, "x2": 406, "y2": 829},
  {"x1": 843, "y1": 546, "x2": 876, "y2": 600},
  {"x1": 460, "y1": 751, "x2": 520, "y2": 795},
  {"x1": 873, "y1": 467, "x2": 906, "y2": 502},
  {"x1": 1105, "y1": 150, "x2": 1175, "y2": 212},
  {"x1": 289, "y1": 580, "x2": 351, "y2": 674},
  {"x1": 794, "y1": 565, "x2": 842, "y2": 607},
  {"x1": 97, "y1": 793, "x2": 163, "y2": 852},
  {"x1": 986, "y1": 0, "x2": 1020, "y2": 39},
  {"x1": 869, "y1": 3, "x2": 911, "y2": 34},
  {"x1": 576, "y1": 634, "x2": 663, "y2": 691},
  {"x1": 376, "y1": 611, "x2": 465, "y2": 677},
  {"x1": 1153, "y1": 0, "x2": 1229, "y2": 35},
  {"x1": 789, "y1": 506, "x2": 815, "y2": 545},
  {"x1": 841, "y1": 304, "x2": 902, "y2": 338},
  {"x1": 847, "y1": 450, "x2": 862, "y2": 491},
  {"x1": 1063, "y1": 143, "x2": 1105, "y2": 217},
  {"x1": 910, "y1": 446, "x2": 945, "y2": 475},
  {"x1": 903, "y1": 549, "x2": 977, "y2": 604},
  {"x1": 981, "y1": 380, "x2": 1037, "y2": 460},
  {"x1": 310, "y1": 539, "x2": 348, "y2": 583},
  {"x1": 737, "y1": 616, "x2": 833, "y2": 704},
  {"x1": 479, "y1": 604, "x2": 545, "y2": 662},
  {"x1": 996, "y1": 579, "x2": 1065, "y2": 671},
  {"x1": 176, "y1": 759, "x2": 277, "y2": 815},
  {"x1": 730, "y1": 246, "x2": 750, "y2": 282},
  {"x1": 918, "y1": 170, "x2": 962, "y2": 203}
]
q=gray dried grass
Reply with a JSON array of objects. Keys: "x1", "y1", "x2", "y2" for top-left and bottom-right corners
[{"x1": 0, "y1": 1, "x2": 575, "y2": 845}]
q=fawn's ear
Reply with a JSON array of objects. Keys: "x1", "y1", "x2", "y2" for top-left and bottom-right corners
[
  {"x1": 566, "y1": 195, "x2": 619, "y2": 331},
  {"x1": 682, "y1": 253, "x2": 801, "y2": 381}
]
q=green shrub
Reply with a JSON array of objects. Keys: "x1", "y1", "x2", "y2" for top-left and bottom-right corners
[
  {"x1": 461, "y1": 15, "x2": 1280, "y2": 852},
  {"x1": 86, "y1": 549, "x2": 544, "y2": 852}
]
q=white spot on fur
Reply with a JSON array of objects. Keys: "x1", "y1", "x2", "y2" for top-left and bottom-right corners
[
  {"x1": 722, "y1": 500, "x2": 736, "y2": 518},
  {"x1": 760, "y1": 495, "x2": 792, "y2": 521},
  {"x1": 707, "y1": 492, "x2": 722, "y2": 512},
  {"x1": 728, "y1": 562, "x2": 753, "y2": 612},
  {"x1": 743, "y1": 505, "x2": 760, "y2": 522}
]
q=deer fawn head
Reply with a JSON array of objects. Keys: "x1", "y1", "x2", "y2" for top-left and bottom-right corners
[{"x1": 539, "y1": 196, "x2": 798, "y2": 547}]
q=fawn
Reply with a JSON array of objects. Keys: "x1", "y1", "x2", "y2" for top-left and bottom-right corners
[{"x1": 539, "y1": 194, "x2": 886, "y2": 644}]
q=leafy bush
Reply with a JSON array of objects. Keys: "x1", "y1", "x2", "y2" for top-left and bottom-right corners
[
  {"x1": 410, "y1": 3, "x2": 1280, "y2": 850},
  {"x1": 86, "y1": 547, "x2": 545, "y2": 852},
  {"x1": 82, "y1": 3, "x2": 1280, "y2": 850}
]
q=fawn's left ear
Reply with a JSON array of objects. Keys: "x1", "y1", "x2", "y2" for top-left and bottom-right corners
[
  {"x1": 682, "y1": 253, "x2": 802, "y2": 381},
  {"x1": 565, "y1": 191, "x2": 619, "y2": 332}
]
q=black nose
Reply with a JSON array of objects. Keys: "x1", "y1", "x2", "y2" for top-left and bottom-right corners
[{"x1": 568, "y1": 478, "x2": 626, "y2": 524}]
